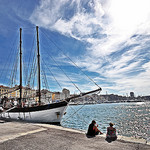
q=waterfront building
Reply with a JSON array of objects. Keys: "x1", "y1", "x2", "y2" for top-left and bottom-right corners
[
  {"x1": 52, "y1": 89, "x2": 70, "y2": 102},
  {"x1": 130, "y1": 92, "x2": 134, "y2": 98},
  {"x1": 0, "y1": 85, "x2": 70, "y2": 104},
  {"x1": 0, "y1": 85, "x2": 11, "y2": 98},
  {"x1": 41, "y1": 89, "x2": 53, "y2": 103},
  {"x1": 0, "y1": 85, "x2": 36, "y2": 99},
  {"x1": 12, "y1": 85, "x2": 36, "y2": 99},
  {"x1": 62, "y1": 88, "x2": 70, "y2": 99}
]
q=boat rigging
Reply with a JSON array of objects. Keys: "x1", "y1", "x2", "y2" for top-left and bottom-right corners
[{"x1": 0, "y1": 26, "x2": 102, "y2": 124}]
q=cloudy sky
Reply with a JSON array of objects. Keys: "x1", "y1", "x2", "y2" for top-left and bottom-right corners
[{"x1": 0, "y1": 0, "x2": 150, "y2": 96}]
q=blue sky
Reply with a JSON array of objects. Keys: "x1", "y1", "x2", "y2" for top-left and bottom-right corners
[{"x1": 0, "y1": 0, "x2": 150, "y2": 96}]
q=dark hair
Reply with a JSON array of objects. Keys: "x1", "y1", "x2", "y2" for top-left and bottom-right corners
[
  {"x1": 109, "y1": 122, "x2": 114, "y2": 127},
  {"x1": 92, "y1": 120, "x2": 96, "y2": 124}
]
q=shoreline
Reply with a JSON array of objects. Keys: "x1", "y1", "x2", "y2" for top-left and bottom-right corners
[
  {"x1": 0, "y1": 120, "x2": 150, "y2": 150},
  {"x1": 0, "y1": 119, "x2": 149, "y2": 145},
  {"x1": 69, "y1": 101, "x2": 150, "y2": 105},
  {"x1": 35, "y1": 123, "x2": 150, "y2": 145}
]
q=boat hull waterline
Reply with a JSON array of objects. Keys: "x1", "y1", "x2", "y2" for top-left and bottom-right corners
[{"x1": 0, "y1": 102, "x2": 68, "y2": 124}]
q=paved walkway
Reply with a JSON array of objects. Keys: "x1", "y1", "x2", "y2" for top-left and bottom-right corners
[{"x1": 0, "y1": 120, "x2": 149, "y2": 150}]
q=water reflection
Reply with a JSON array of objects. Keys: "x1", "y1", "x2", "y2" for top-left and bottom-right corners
[{"x1": 61, "y1": 102, "x2": 150, "y2": 140}]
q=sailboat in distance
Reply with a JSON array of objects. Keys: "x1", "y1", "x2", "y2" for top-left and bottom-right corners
[{"x1": 0, "y1": 26, "x2": 101, "y2": 124}]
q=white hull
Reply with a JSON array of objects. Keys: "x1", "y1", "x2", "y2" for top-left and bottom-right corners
[{"x1": 0, "y1": 105, "x2": 68, "y2": 124}]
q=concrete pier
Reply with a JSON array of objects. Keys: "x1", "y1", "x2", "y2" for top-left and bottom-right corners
[{"x1": 0, "y1": 120, "x2": 149, "y2": 150}]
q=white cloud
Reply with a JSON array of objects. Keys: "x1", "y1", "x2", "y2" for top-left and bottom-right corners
[
  {"x1": 105, "y1": 0, "x2": 150, "y2": 34},
  {"x1": 45, "y1": 71, "x2": 99, "y2": 93},
  {"x1": 30, "y1": 0, "x2": 150, "y2": 95}
]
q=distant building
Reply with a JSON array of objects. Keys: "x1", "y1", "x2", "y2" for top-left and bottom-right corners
[
  {"x1": 0, "y1": 85, "x2": 71, "y2": 103},
  {"x1": 62, "y1": 88, "x2": 70, "y2": 99},
  {"x1": 41, "y1": 89, "x2": 53, "y2": 103},
  {"x1": 0, "y1": 85, "x2": 36, "y2": 99},
  {"x1": 53, "y1": 92, "x2": 62, "y2": 100},
  {"x1": 0, "y1": 85, "x2": 10, "y2": 98},
  {"x1": 130, "y1": 92, "x2": 134, "y2": 98}
]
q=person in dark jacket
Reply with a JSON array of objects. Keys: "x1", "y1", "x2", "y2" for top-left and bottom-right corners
[{"x1": 87, "y1": 120, "x2": 103, "y2": 137}]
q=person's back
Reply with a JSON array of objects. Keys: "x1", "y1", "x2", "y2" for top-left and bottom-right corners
[
  {"x1": 107, "y1": 126, "x2": 116, "y2": 138},
  {"x1": 87, "y1": 122, "x2": 95, "y2": 136},
  {"x1": 106, "y1": 123, "x2": 117, "y2": 142}
]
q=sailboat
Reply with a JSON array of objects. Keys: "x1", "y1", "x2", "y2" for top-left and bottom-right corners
[{"x1": 0, "y1": 26, "x2": 101, "y2": 124}]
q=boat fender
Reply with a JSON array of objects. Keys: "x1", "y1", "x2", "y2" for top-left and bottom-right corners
[
  {"x1": 0, "y1": 107, "x2": 4, "y2": 112},
  {"x1": 56, "y1": 112, "x2": 60, "y2": 118}
]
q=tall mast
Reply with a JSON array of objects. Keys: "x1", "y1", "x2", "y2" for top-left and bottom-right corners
[
  {"x1": 36, "y1": 26, "x2": 41, "y2": 104},
  {"x1": 19, "y1": 28, "x2": 22, "y2": 106}
]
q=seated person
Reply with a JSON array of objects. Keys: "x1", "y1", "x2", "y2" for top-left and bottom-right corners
[
  {"x1": 87, "y1": 120, "x2": 103, "y2": 137},
  {"x1": 106, "y1": 122, "x2": 117, "y2": 141}
]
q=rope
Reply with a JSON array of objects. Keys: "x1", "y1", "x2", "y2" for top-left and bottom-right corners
[
  {"x1": 24, "y1": 30, "x2": 36, "y2": 86},
  {"x1": 0, "y1": 30, "x2": 19, "y2": 86},
  {"x1": 40, "y1": 28, "x2": 101, "y2": 89},
  {"x1": 27, "y1": 49, "x2": 36, "y2": 87},
  {"x1": 40, "y1": 44, "x2": 82, "y2": 93},
  {"x1": 87, "y1": 91, "x2": 102, "y2": 104},
  {"x1": 62, "y1": 89, "x2": 101, "y2": 125},
  {"x1": 10, "y1": 48, "x2": 19, "y2": 87},
  {"x1": 0, "y1": 106, "x2": 16, "y2": 115},
  {"x1": 62, "y1": 99, "x2": 88, "y2": 124},
  {"x1": 41, "y1": 61, "x2": 50, "y2": 90},
  {"x1": 31, "y1": 62, "x2": 37, "y2": 89},
  {"x1": 42, "y1": 58, "x2": 63, "y2": 90}
]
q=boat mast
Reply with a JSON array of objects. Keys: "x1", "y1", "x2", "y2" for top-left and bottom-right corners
[
  {"x1": 36, "y1": 26, "x2": 41, "y2": 105},
  {"x1": 19, "y1": 28, "x2": 22, "y2": 106}
]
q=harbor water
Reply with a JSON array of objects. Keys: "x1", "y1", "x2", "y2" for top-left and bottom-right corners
[{"x1": 61, "y1": 102, "x2": 150, "y2": 140}]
